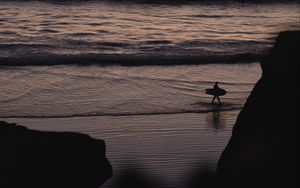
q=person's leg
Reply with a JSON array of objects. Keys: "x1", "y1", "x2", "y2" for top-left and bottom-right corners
[
  {"x1": 212, "y1": 96, "x2": 216, "y2": 104},
  {"x1": 217, "y1": 96, "x2": 221, "y2": 104}
]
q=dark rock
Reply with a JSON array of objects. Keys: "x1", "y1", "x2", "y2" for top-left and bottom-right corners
[
  {"x1": 215, "y1": 31, "x2": 300, "y2": 187},
  {"x1": 0, "y1": 121, "x2": 112, "y2": 188},
  {"x1": 112, "y1": 169, "x2": 165, "y2": 188}
]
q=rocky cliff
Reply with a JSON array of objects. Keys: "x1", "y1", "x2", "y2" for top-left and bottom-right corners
[
  {"x1": 215, "y1": 31, "x2": 300, "y2": 187},
  {"x1": 0, "y1": 121, "x2": 112, "y2": 188}
]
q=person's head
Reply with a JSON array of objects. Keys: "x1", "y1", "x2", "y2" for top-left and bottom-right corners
[{"x1": 215, "y1": 82, "x2": 218, "y2": 85}]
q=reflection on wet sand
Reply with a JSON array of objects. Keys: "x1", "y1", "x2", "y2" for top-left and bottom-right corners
[{"x1": 206, "y1": 108, "x2": 226, "y2": 130}]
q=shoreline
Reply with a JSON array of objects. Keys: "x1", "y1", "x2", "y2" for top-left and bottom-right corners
[{"x1": 0, "y1": 107, "x2": 243, "y2": 119}]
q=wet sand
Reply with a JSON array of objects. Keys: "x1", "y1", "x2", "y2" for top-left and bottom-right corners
[{"x1": 2, "y1": 110, "x2": 239, "y2": 188}]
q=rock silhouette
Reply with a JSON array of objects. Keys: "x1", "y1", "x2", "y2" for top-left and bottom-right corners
[
  {"x1": 0, "y1": 121, "x2": 112, "y2": 188},
  {"x1": 215, "y1": 31, "x2": 300, "y2": 187}
]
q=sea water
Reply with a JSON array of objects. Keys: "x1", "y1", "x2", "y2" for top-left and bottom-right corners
[
  {"x1": 0, "y1": 1, "x2": 299, "y2": 65},
  {"x1": 0, "y1": 64, "x2": 260, "y2": 118}
]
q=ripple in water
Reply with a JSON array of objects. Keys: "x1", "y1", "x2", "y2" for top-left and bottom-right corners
[{"x1": 0, "y1": 1, "x2": 299, "y2": 65}]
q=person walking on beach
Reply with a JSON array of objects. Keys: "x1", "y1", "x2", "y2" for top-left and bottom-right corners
[
  {"x1": 205, "y1": 81, "x2": 226, "y2": 104},
  {"x1": 211, "y1": 82, "x2": 221, "y2": 104}
]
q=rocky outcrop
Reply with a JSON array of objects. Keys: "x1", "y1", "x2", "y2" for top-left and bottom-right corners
[
  {"x1": 0, "y1": 121, "x2": 112, "y2": 188},
  {"x1": 215, "y1": 31, "x2": 300, "y2": 187}
]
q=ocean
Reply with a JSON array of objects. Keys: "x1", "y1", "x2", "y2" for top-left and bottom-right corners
[
  {"x1": 0, "y1": 1, "x2": 299, "y2": 188},
  {"x1": 0, "y1": 1, "x2": 299, "y2": 65}
]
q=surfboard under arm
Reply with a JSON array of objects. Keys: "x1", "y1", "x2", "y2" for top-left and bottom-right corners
[{"x1": 205, "y1": 88, "x2": 227, "y2": 96}]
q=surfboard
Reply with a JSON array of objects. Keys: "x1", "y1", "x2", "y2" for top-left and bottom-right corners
[{"x1": 205, "y1": 88, "x2": 227, "y2": 96}]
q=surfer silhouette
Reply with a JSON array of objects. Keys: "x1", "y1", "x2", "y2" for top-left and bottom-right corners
[
  {"x1": 212, "y1": 82, "x2": 221, "y2": 104},
  {"x1": 205, "y1": 81, "x2": 227, "y2": 104}
]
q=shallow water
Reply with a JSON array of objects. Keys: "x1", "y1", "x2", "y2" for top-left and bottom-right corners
[{"x1": 0, "y1": 63, "x2": 261, "y2": 118}]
